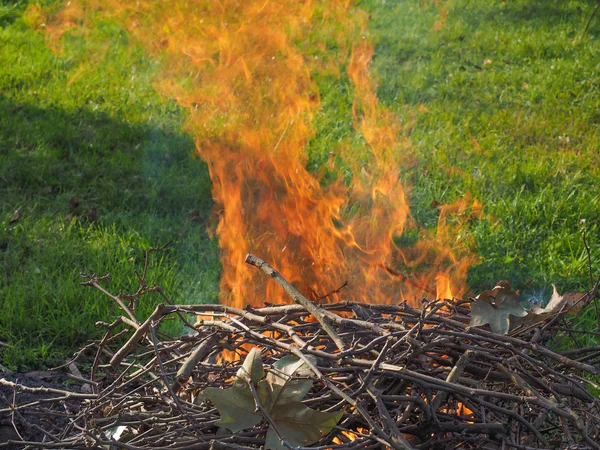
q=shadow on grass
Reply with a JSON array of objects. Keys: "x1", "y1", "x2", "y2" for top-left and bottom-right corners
[
  {"x1": 0, "y1": 94, "x2": 220, "y2": 369},
  {"x1": 0, "y1": 93, "x2": 213, "y2": 218}
]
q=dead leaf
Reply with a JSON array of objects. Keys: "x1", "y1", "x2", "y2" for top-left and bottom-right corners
[
  {"x1": 264, "y1": 355, "x2": 342, "y2": 450},
  {"x1": 470, "y1": 295, "x2": 528, "y2": 335},
  {"x1": 9, "y1": 207, "x2": 21, "y2": 224},
  {"x1": 202, "y1": 352, "x2": 342, "y2": 448},
  {"x1": 202, "y1": 348, "x2": 266, "y2": 433},
  {"x1": 530, "y1": 285, "x2": 563, "y2": 315},
  {"x1": 265, "y1": 401, "x2": 343, "y2": 450},
  {"x1": 512, "y1": 286, "x2": 586, "y2": 329},
  {"x1": 69, "y1": 197, "x2": 80, "y2": 214},
  {"x1": 433, "y1": 7, "x2": 447, "y2": 32},
  {"x1": 561, "y1": 292, "x2": 588, "y2": 313},
  {"x1": 474, "y1": 280, "x2": 516, "y2": 306}
]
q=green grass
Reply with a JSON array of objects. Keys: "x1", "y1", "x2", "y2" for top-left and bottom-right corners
[
  {"x1": 0, "y1": 1, "x2": 220, "y2": 369},
  {"x1": 356, "y1": 0, "x2": 600, "y2": 341},
  {"x1": 2, "y1": 0, "x2": 600, "y2": 368}
]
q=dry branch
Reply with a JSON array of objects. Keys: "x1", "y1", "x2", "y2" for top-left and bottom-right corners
[{"x1": 2, "y1": 258, "x2": 600, "y2": 450}]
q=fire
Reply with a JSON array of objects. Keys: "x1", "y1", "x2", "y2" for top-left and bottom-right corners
[
  {"x1": 457, "y1": 402, "x2": 474, "y2": 417},
  {"x1": 436, "y1": 273, "x2": 453, "y2": 301},
  {"x1": 332, "y1": 427, "x2": 368, "y2": 443},
  {"x1": 39, "y1": 0, "x2": 481, "y2": 307}
]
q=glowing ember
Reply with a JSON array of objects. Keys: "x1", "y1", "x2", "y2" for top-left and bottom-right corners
[
  {"x1": 39, "y1": 0, "x2": 481, "y2": 307},
  {"x1": 457, "y1": 402, "x2": 474, "y2": 417}
]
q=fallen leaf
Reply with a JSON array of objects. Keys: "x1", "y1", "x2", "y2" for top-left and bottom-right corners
[
  {"x1": 203, "y1": 348, "x2": 267, "y2": 433},
  {"x1": 264, "y1": 355, "x2": 342, "y2": 450},
  {"x1": 470, "y1": 296, "x2": 528, "y2": 335},
  {"x1": 530, "y1": 285, "x2": 563, "y2": 315},
  {"x1": 265, "y1": 355, "x2": 315, "y2": 408},
  {"x1": 265, "y1": 401, "x2": 343, "y2": 450},
  {"x1": 513, "y1": 286, "x2": 587, "y2": 329},
  {"x1": 69, "y1": 197, "x2": 80, "y2": 214},
  {"x1": 202, "y1": 352, "x2": 342, "y2": 448},
  {"x1": 87, "y1": 206, "x2": 98, "y2": 223},
  {"x1": 474, "y1": 280, "x2": 515, "y2": 306},
  {"x1": 433, "y1": 7, "x2": 447, "y2": 32},
  {"x1": 561, "y1": 292, "x2": 588, "y2": 313},
  {"x1": 9, "y1": 207, "x2": 21, "y2": 224},
  {"x1": 203, "y1": 380, "x2": 267, "y2": 433}
]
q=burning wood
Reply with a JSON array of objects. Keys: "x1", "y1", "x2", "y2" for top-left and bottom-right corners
[{"x1": 2, "y1": 255, "x2": 600, "y2": 449}]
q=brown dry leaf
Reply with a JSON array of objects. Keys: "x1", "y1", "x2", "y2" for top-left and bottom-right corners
[
  {"x1": 530, "y1": 285, "x2": 563, "y2": 315},
  {"x1": 470, "y1": 296, "x2": 527, "y2": 335},
  {"x1": 474, "y1": 286, "x2": 502, "y2": 304},
  {"x1": 560, "y1": 292, "x2": 588, "y2": 314},
  {"x1": 69, "y1": 196, "x2": 80, "y2": 214},
  {"x1": 474, "y1": 280, "x2": 516, "y2": 306},
  {"x1": 433, "y1": 7, "x2": 447, "y2": 32},
  {"x1": 9, "y1": 207, "x2": 21, "y2": 224},
  {"x1": 87, "y1": 206, "x2": 98, "y2": 223},
  {"x1": 512, "y1": 286, "x2": 587, "y2": 329}
]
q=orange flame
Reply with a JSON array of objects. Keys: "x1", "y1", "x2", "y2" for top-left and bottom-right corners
[{"x1": 40, "y1": 0, "x2": 481, "y2": 308}]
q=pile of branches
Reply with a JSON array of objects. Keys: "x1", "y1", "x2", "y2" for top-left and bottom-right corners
[{"x1": 2, "y1": 252, "x2": 600, "y2": 450}]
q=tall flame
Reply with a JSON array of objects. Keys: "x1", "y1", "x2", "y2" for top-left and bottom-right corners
[{"x1": 39, "y1": 0, "x2": 481, "y2": 307}]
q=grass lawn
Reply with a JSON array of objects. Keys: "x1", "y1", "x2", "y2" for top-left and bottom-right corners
[
  {"x1": 0, "y1": 1, "x2": 220, "y2": 369},
  {"x1": 1, "y1": 0, "x2": 600, "y2": 369}
]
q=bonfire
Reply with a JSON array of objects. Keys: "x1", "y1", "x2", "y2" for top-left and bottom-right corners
[
  {"x1": 2, "y1": 250, "x2": 599, "y2": 450},
  {"x1": 4, "y1": 1, "x2": 599, "y2": 449}
]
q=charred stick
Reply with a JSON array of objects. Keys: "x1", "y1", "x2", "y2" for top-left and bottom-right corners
[
  {"x1": 352, "y1": 337, "x2": 393, "y2": 396},
  {"x1": 495, "y1": 363, "x2": 598, "y2": 449},
  {"x1": 436, "y1": 325, "x2": 600, "y2": 374},
  {"x1": 366, "y1": 383, "x2": 415, "y2": 450},
  {"x1": 172, "y1": 333, "x2": 219, "y2": 393},
  {"x1": 149, "y1": 323, "x2": 195, "y2": 422},
  {"x1": 430, "y1": 349, "x2": 473, "y2": 412},
  {"x1": 349, "y1": 358, "x2": 537, "y2": 404},
  {"x1": 399, "y1": 421, "x2": 506, "y2": 436}
]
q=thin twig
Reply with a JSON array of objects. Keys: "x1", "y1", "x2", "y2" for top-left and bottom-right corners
[{"x1": 245, "y1": 253, "x2": 346, "y2": 351}]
